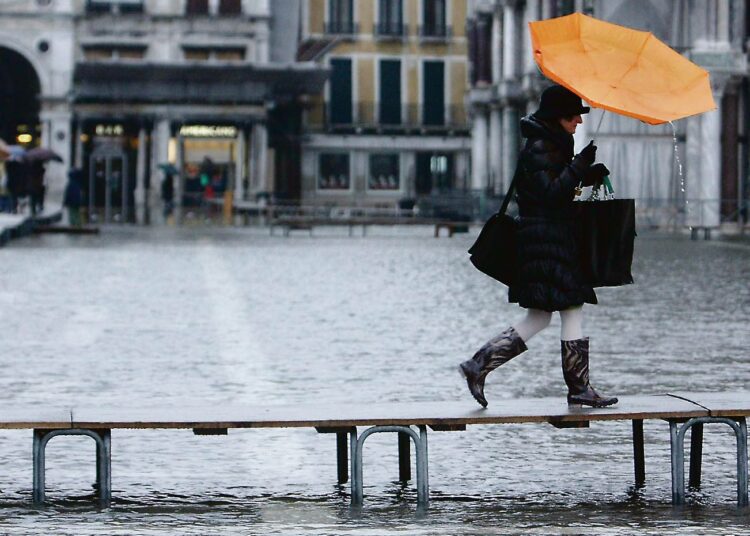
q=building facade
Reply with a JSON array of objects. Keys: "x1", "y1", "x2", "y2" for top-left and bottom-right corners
[
  {"x1": 0, "y1": 0, "x2": 326, "y2": 223},
  {"x1": 468, "y1": 0, "x2": 749, "y2": 230},
  {"x1": 297, "y1": 0, "x2": 473, "y2": 213}
]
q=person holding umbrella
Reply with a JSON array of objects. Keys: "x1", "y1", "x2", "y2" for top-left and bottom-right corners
[
  {"x1": 459, "y1": 84, "x2": 617, "y2": 409},
  {"x1": 24, "y1": 147, "x2": 62, "y2": 216}
]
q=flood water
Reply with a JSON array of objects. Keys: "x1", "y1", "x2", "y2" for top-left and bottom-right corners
[{"x1": 1, "y1": 225, "x2": 749, "y2": 534}]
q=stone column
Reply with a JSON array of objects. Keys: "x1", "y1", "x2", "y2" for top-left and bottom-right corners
[
  {"x1": 491, "y1": 8, "x2": 502, "y2": 85},
  {"x1": 175, "y1": 131, "x2": 184, "y2": 224},
  {"x1": 135, "y1": 125, "x2": 147, "y2": 224},
  {"x1": 234, "y1": 127, "x2": 246, "y2": 201},
  {"x1": 253, "y1": 123, "x2": 269, "y2": 192},
  {"x1": 489, "y1": 105, "x2": 503, "y2": 194},
  {"x1": 471, "y1": 107, "x2": 488, "y2": 191},
  {"x1": 686, "y1": 74, "x2": 727, "y2": 229},
  {"x1": 153, "y1": 118, "x2": 171, "y2": 222},
  {"x1": 74, "y1": 120, "x2": 83, "y2": 169},
  {"x1": 502, "y1": 2, "x2": 517, "y2": 80},
  {"x1": 39, "y1": 108, "x2": 72, "y2": 204}
]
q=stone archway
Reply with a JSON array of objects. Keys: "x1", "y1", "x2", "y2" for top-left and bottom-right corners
[{"x1": 0, "y1": 46, "x2": 41, "y2": 145}]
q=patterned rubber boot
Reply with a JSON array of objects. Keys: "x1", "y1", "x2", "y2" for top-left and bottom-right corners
[
  {"x1": 561, "y1": 338, "x2": 618, "y2": 407},
  {"x1": 459, "y1": 327, "x2": 528, "y2": 408}
]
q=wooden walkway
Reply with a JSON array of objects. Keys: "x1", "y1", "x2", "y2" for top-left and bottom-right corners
[
  {"x1": 0, "y1": 210, "x2": 63, "y2": 246},
  {"x1": 12, "y1": 392, "x2": 750, "y2": 508}
]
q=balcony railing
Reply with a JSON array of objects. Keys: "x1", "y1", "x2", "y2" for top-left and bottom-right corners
[
  {"x1": 310, "y1": 102, "x2": 468, "y2": 131},
  {"x1": 419, "y1": 23, "x2": 451, "y2": 40},
  {"x1": 86, "y1": 0, "x2": 144, "y2": 14},
  {"x1": 325, "y1": 21, "x2": 359, "y2": 35},
  {"x1": 373, "y1": 21, "x2": 406, "y2": 38}
]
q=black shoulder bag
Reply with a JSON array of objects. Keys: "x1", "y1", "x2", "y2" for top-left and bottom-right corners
[{"x1": 467, "y1": 162, "x2": 524, "y2": 286}]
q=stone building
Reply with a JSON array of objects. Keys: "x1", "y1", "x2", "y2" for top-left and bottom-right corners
[
  {"x1": 467, "y1": 0, "x2": 748, "y2": 231},
  {"x1": 0, "y1": 0, "x2": 326, "y2": 222},
  {"x1": 296, "y1": 0, "x2": 472, "y2": 213}
]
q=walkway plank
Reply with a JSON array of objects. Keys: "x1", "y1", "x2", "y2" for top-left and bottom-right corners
[
  {"x1": 669, "y1": 391, "x2": 750, "y2": 417},
  {"x1": 68, "y1": 395, "x2": 708, "y2": 430}
]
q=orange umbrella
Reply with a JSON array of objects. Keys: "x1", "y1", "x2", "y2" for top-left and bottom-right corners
[{"x1": 529, "y1": 13, "x2": 716, "y2": 125}]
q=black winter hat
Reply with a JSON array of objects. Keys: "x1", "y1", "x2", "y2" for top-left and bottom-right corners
[{"x1": 534, "y1": 84, "x2": 590, "y2": 120}]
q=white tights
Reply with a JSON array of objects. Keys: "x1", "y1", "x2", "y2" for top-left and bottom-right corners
[{"x1": 512, "y1": 306, "x2": 584, "y2": 343}]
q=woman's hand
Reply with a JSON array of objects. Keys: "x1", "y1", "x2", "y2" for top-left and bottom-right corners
[
  {"x1": 574, "y1": 141, "x2": 597, "y2": 167},
  {"x1": 581, "y1": 163, "x2": 610, "y2": 187}
]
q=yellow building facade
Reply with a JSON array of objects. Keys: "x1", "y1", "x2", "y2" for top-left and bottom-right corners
[{"x1": 299, "y1": 0, "x2": 472, "y2": 212}]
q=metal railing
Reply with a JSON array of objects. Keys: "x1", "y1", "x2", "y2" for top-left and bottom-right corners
[
  {"x1": 418, "y1": 23, "x2": 451, "y2": 39},
  {"x1": 325, "y1": 21, "x2": 359, "y2": 35},
  {"x1": 312, "y1": 102, "x2": 469, "y2": 131},
  {"x1": 373, "y1": 21, "x2": 406, "y2": 38},
  {"x1": 86, "y1": 0, "x2": 144, "y2": 14}
]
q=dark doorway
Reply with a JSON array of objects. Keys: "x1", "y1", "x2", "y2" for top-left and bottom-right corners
[
  {"x1": 0, "y1": 48, "x2": 41, "y2": 145},
  {"x1": 88, "y1": 146, "x2": 130, "y2": 223},
  {"x1": 416, "y1": 152, "x2": 453, "y2": 194},
  {"x1": 423, "y1": 61, "x2": 444, "y2": 126},
  {"x1": 330, "y1": 58, "x2": 352, "y2": 125}
]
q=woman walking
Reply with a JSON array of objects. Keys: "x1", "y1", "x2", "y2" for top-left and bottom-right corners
[{"x1": 460, "y1": 84, "x2": 617, "y2": 409}]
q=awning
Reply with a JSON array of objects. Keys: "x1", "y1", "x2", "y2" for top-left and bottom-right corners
[{"x1": 73, "y1": 62, "x2": 329, "y2": 105}]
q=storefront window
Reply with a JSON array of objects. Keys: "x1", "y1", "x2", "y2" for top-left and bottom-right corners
[
  {"x1": 318, "y1": 153, "x2": 350, "y2": 190},
  {"x1": 214, "y1": 48, "x2": 245, "y2": 61},
  {"x1": 368, "y1": 153, "x2": 399, "y2": 190},
  {"x1": 180, "y1": 127, "x2": 238, "y2": 208}
]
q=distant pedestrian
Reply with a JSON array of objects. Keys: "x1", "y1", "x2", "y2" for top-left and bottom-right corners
[
  {"x1": 5, "y1": 159, "x2": 27, "y2": 213},
  {"x1": 63, "y1": 168, "x2": 84, "y2": 227},
  {"x1": 28, "y1": 161, "x2": 46, "y2": 216},
  {"x1": 460, "y1": 84, "x2": 617, "y2": 409},
  {"x1": 161, "y1": 171, "x2": 175, "y2": 221}
]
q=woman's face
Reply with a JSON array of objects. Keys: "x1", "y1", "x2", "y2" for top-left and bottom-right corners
[{"x1": 559, "y1": 114, "x2": 583, "y2": 134}]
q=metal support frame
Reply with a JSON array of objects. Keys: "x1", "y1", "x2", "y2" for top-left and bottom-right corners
[
  {"x1": 337, "y1": 432, "x2": 348, "y2": 484},
  {"x1": 398, "y1": 432, "x2": 411, "y2": 482},
  {"x1": 33, "y1": 428, "x2": 112, "y2": 505},
  {"x1": 350, "y1": 425, "x2": 429, "y2": 507},
  {"x1": 669, "y1": 417, "x2": 748, "y2": 507},
  {"x1": 632, "y1": 419, "x2": 645, "y2": 487}
]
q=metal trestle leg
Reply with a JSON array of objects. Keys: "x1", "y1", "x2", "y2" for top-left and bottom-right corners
[
  {"x1": 32, "y1": 428, "x2": 112, "y2": 505},
  {"x1": 350, "y1": 425, "x2": 429, "y2": 507},
  {"x1": 669, "y1": 417, "x2": 748, "y2": 507}
]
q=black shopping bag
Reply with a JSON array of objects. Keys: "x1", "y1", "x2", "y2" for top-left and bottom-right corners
[
  {"x1": 468, "y1": 213, "x2": 518, "y2": 286},
  {"x1": 575, "y1": 199, "x2": 636, "y2": 287}
]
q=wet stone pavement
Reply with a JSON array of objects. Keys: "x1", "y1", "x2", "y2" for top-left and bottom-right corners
[{"x1": 0, "y1": 226, "x2": 749, "y2": 534}]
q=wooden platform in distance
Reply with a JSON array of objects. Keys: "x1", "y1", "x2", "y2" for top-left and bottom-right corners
[
  {"x1": 1, "y1": 392, "x2": 742, "y2": 431},
  {"x1": 33, "y1": 225, "x2": 99, "y2": 235}
]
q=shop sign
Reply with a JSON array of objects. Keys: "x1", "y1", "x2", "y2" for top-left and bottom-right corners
[
  {"x1": 95, "y1": 124, "x2": 125, "y2": 136},
  {"x1": 179, "y1": 125, "x2": 237, "y2": 138}
]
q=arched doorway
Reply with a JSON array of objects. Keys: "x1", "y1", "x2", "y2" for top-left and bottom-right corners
[{"x1": 0, "y1": 47, "x2": 41, "y2": 145}]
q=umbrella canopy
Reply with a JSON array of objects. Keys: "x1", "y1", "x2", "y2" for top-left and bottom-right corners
[
  {"x1": 529, "y1": 13, "x2": 716, "y2": 125},
  {"x1": 24, "y1": 147, "x2": 63, "y2": 163},
  {"x1": 5, "y1": 145, "x2": 26, "y2": 161}
]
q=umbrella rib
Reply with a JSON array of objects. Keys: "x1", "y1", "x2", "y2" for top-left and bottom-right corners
[{"x1": 597, "y1": 32, "x2": 653, "y2": 108}]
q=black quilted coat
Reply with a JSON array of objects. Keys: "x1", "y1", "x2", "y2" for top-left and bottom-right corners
[{"x1": 507, "y1": 115, "x2": 597, "y2": 312}]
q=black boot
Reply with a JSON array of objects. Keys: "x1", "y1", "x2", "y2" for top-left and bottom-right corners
[
  {"x1": 459, "y1": 327, "x2": 527, "y2": 408},
  {"x1": 561, "y1": 338, "x2": 618, "y2": 407}
]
